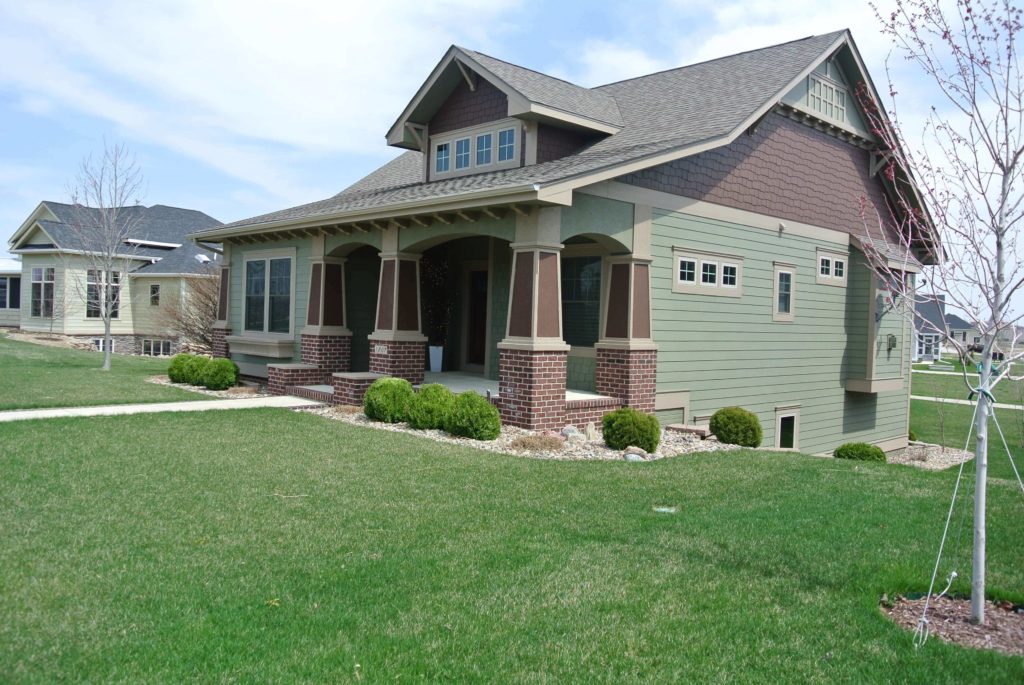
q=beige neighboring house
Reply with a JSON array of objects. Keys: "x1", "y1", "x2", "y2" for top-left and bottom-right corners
[
  {"x1": 0, "y1": 257, "x2": 21, "y2": 327},
  {"x1": 6, "y1": 202, "x2": 223, "y2": 355}
]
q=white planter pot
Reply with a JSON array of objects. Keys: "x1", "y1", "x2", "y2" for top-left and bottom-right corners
[{"x1": 429, "y1": 345, "x2": 444, "y2": 373}]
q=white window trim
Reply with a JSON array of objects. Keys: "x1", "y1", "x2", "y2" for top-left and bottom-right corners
[
  {"x1": 242, "y1": 248, "x2": 296, "y2": 338},
  {"x1": 672, "y1": 247, "x2": 743, "y2": 298},
  {"x1": 429, "y1": 118, "x2": 521, "y2": 181},
  {"x1": 142, "y1": 339, "x2": 172, "y2": 356},
  {"x1": 454, "y1": 137, "x2": 471, "y2": 170},
  {"x1": 721, "y1": 262, "x2": 739, "y2": 289},
  {"x1": 92, "y1": 338, "x2": 115, "y2": 353},
  {"x1": 816, "y1": 249, "x2": 848, "y2": 287},
  {"x1": 475, "y1": 132, "x2": 493, "y2": 167},
  {"x1": 773, "y1": 262, "x2": 795, "y2": 322},
  {"x1": 0, "y1": 275, "x2": 15, "y2": 309},
  {"x1": 85, "y1": 269, "x2": 122, "y2": 320},
  {"x1": 30, "y1": 265, "x2": 55, "y2": 319},
  {"x1": 150, "y1": 283, "x2": 161, "y2": 306},
  {"x1": 775, "y1": 404, "x2": 801, "y2": 451}
]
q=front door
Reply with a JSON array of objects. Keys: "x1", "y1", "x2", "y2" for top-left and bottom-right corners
[{"x1": 465, "y1": 269, "x2": 488, "y2": 368}]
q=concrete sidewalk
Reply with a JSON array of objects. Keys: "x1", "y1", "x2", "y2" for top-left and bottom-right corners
[
  {"x1": 0, "y1": 396, "x2": 322, "y2": 423},
  {"x1": 911, "y1": 395, "x2": 1024, "y2": 411}
]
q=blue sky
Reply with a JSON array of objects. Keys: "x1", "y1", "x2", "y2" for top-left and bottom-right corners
[{"x1": 0, "y1": 0, "x2": 918, "y2": 249}]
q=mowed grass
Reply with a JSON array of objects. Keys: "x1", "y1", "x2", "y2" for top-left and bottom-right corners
[
  {"x1": 910, "y1": 399, "x2": 1024, "y2": 482},
  {"x1": 912, "y1": 370, "x2": 1023, "y2": 405},
  {"x1": 1, "y1": 409, "x2": 1021, "y2": 683},
  {"x1": 0, "y1": 334, "x2": 205, "y2": 410}
]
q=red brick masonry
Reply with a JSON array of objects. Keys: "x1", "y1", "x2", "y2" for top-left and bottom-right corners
[
  {"x1": 565, "y1": 397, "x2": 624, "y2": 426},
  {"x1": 212, "y1": 327, "x2": 230, "y2": 359},
  {"x1": 267, "y1": 363, "x2": 327, "y2": 395},
  {"x1": 368, "y1": 339, "x2": 426, "y2": 384},
  {"x1": 596, "y1": 348, "x2": 657, "y2": 413},
  {"x1": 332, "y1": 372, "x2": 385, "y2": 406},
  {"x1": 301, "y1": 334, "x2": 350, "y2": 375},
  {"x1": 497, "y1": 348, "x2": 568, "y2": 430}
]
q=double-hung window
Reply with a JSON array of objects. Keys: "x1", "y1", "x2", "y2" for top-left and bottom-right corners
[
  {"x1": 773, "y1": 263, "x2": 795, "y2": 322},
  {"x1": 435, "y1": 142, "x2": 450, "y2": 173},
  {"x1": 476, "y1": 133, "x2": 492, "y2": 166},
  {"x1": 30, "y1": 267, "x2": 54, "y2": 318},
  {"x1": 244, "y1": 253, "x2": 293, "y2": 334},
  {"x1": 87, "y1": 270, "x2": 120, "y2": 319},
  {"x1": 673, "y1": 248, "x2": 743, "y2": 297},
  {"x1": 454, "y1": 138, "x2": 471, "y2": 170}
]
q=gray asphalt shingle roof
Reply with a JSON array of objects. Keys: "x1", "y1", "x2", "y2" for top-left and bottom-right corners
[
  {"x1": 32, "y1": 202, "x2": 222, "y2": 275},
  {"x1": 209, "y1": 31, "x2": 846, "y2": 233}
]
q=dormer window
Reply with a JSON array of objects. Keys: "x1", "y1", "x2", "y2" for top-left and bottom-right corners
[
  {"x1": 476, "y1": 133, "x2": 492, "y2": 165},
  {"x1": 435, "y1": 143, "x2": 450, "y2": 173},
  {"x1": 455, "y1": 138, "x2": 471, "y2": 170},
  {"x1": 430, "y1": 118, "x2": 521, "y2": 180}
]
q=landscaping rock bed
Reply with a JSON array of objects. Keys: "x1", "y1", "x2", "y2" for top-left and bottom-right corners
[
  {"x1": 887, "y1": 441, "x2": 974, "y2": 471},
  {"x1": 885, "y1": 594, "x2": 1024, "y2": 657},
  {"x1": 146, "y1": 375, "x2": 271, "y2": 399},
  {"x1": 304, "y1": 405, "x2": 740, "y2": 461}
]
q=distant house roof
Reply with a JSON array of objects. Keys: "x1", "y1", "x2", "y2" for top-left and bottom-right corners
[
  {"x1": 0, "y1": 257, "x2": 20, "y2": 274},
  {"x1": 945, "y1": 312, "x2": 973, "y2": 330},
  {"x1": 198, "y1": 30, "x2": 868, "y2": 237},
  {"x1": 916, "y1": 297, "x2": 946, "y2": 334},
  {"x1": 9, "y1": 202, "x2": 222, "y2": 275}
]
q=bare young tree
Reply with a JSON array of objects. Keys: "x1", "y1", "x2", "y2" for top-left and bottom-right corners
[
  {"x1": 860, "y1": 0, "x2": 1022, "y2": 624},
  {"x1": 63, "y1": 143, "x2": 145, "y2": 371},
  {"x1": 158, "y1": 264, "x2": 220, "y2": 351}
]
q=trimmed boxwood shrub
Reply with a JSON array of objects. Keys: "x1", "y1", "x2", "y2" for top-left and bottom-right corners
[
  {"x1": 602, "y1": 407, "x2": 661, "y2": 452},
  {"x1": 407, "y1": 383, "x2": 456, "y2": 430},
  {"x1": 167, "y1": 353, "x2": 194, "y2": 383},
  {"x1": 183, "y1": 355, "x2": 211, "y2": 386},
  {"x1": 834, "y1": 442, "x2": 886, "y2": 462},
  {"x1": 908, "y1": 429, "x2": 918, "y2": 442},
  {"x1": 444, "y1": 391, "x2": 501, "y2": 440},
  {"x1": 202, "y1": 358, "x2": 239, "y2": 391},
  {"x1": 709, "y1": 406, "x2": 763, "y2": 447},
  {"x1": 363, "y1": 377, "x2": 415, "y2": 423}
]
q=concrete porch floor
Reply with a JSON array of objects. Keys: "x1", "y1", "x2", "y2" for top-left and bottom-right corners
[{"x1": 298, "y1": 371, "x2": 613, "y2": 402}]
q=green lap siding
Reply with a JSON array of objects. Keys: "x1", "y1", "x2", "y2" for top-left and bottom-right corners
[{"x1": 650, "y1": 209, "x2": 908, "y2": 454}]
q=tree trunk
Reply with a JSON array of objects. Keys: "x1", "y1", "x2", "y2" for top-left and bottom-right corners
[
  {"x1": 103, "y1": 308, "x2": 112, "y2": 372},
  {"x1": 971, "y1": 348, "x2": 991, "y2": 623}
]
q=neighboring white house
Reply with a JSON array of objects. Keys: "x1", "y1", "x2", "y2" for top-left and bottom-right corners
[
  {"x1": 0, "y1": 257, "x2": 21, "y2": 328},
  {"x1": 913, "y1": 296, "x2": 948, "y2": 362},
  {"x1": 5, "y1": 202, "x2": 222, "y2": 354}
]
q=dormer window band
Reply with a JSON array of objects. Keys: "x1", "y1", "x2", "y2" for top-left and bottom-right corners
[{"x1": 430, "y1": 119, "x2": 520, "y2": 180}]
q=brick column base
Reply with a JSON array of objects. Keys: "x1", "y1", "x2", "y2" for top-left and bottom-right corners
[
  {"x1": 301, "y1": 334, "x2": 350, "y2": 374},
  {"x1": 497, "y1": 348, "x2": 567, "y2": 430},
  {"x1": 332, "y1": 372, "x2": 386, "y2": 406},
  {"x1": 267, "y1": 363, "x2": 327, "y2": 395},
  {"x1": 368, "y1": 338, "x2": 426, "y2": 384},
  {"x1": 595, "y1": 347, "x2": 657, "y2": 413},
  {"x1": 212, "y1": 326, "x2": 230, "y2": 358}
]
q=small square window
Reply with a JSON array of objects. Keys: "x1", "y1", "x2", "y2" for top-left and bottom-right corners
[
  {"x1": 454, "y1": 138, "x2": 470, "y2": 169},
  {"x1": 722, "y1": 264, "x2": 738, "y2": 287},
  {"x1": 435, "y1": 143, "x2": 450, "y2": 173},
  {"x1": 498, "y1": 128, "x2": 516, "y2": 162},
  {"x1": 476, "y1": 133, "x2": 492, "y2": 166},
  {"x1": 701, "y1": 261, "x2": 717, "y2": 286},
  {"x1": 820, "y1": 258, "x2": 831, "y2": 277},
  {"x1": 678, "y1": 258, "x2": 696, "y2": 283},
  {"x1": 834, "y1": 260, "x2": 844, "y2": 278}
]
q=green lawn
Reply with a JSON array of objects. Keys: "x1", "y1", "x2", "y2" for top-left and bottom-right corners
[
  {"x1": 0, "y1": 334, "x2": 206, "y2": 410},
  {"x1": 913, "y1": 357, "x2": 1022, "y2": 375},
  {"x1": 911, "y1": 371, "x2": 1023, "y2": 405},
  {"x1": 2, "y1": 409, "x2": 1021, "y2": 683},
  {"x1": 910, "y1": 399, "x2": 1024, "y2": 482}
]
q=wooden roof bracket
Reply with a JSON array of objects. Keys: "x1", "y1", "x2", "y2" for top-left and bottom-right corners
[{"x1": 455, "y1": 59, "x2": 477, "y2": 92}]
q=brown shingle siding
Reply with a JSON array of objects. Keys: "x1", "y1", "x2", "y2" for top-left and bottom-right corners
[
  {"x1": 617, "y1": 113, "x2": 894, "y2": 237},
  {"x1": 430, "y1": 79, "x2": 508, "y2": 135},
  {"x1": 536, "y1": 124, "x2": 602, "y2": 164}
]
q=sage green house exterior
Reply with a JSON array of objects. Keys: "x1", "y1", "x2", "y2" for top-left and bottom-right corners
[{"x1": 194, "y1": 30, "x2": 933, "y2": 454}]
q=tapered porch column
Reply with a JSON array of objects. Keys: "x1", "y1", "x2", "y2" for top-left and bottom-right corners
[
  {"x1": 212, "y1": 247, "x2": 231, "y2": 358},
  {"x1": 301, "y1": 257, "x2": 351, "y2": 376},
  {"x1": 497, "y1": 239, "x2": 570, "y2": 430},
  {"x1": 595, "y1": 256, "x2": 657, "y2": 413},
  {"x1": 368, "y1": 251, "x2": 427, "y2": 383}
]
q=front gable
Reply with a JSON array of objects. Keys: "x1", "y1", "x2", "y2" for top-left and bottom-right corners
[
  {"x1": 781, "y1": 52, "x2": 872, "y2": 139},
  {"x1": 7, "y1": 202, "x2": 60, "y2": 251}
]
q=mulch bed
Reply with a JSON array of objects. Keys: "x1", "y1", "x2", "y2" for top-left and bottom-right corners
[{"x1": 884, "y1": 595, "x2": 1024, "y2": 656}]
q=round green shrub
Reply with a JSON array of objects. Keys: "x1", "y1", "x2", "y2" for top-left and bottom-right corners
[
  {"x1": 407, "y1": 383, "x2": 456, "y2": 430},
  {"x1": 363, "y1": 377, "x2": 415, "y2": 423},
  {"x1": 183, "y1": 355, "x2": 211, "y2": 386},
  {"x1": 202, "y1": 358, "x2": 239, "y2": 390},
  {"x1": 602, "y1": 407, "x2": 661, "y2": 452},
  {"x1": 834, "y1": 442, "x2": 886, "y2": 462},
  {"x1": 908, "y1": 429, "x2": 918, "y2": 442},
  {"x1": 444, "y1": 391, "x2": 501, "y2": 440},
  {"x1": 167, "y1": 353, "x2": 194, "y2": 383},
  {"x1": 709, "y1": 406, "x2": 763, "y2": 447}
]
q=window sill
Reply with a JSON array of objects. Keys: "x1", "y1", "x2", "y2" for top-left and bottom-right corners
[
  {"x1": 225, "y1": 335, "x2": 294, "y2": 358},
  {"x1": 846, "y1": 377, "x2": 904, "y2": 393}
]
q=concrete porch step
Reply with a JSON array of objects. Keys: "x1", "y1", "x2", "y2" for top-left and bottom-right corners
[
  {"x1": 290, "y1": 384, "x2": 335, "y2": 403},
  {"x1": 666, "y1": 424, "x2": 712, "y2": 439}
]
